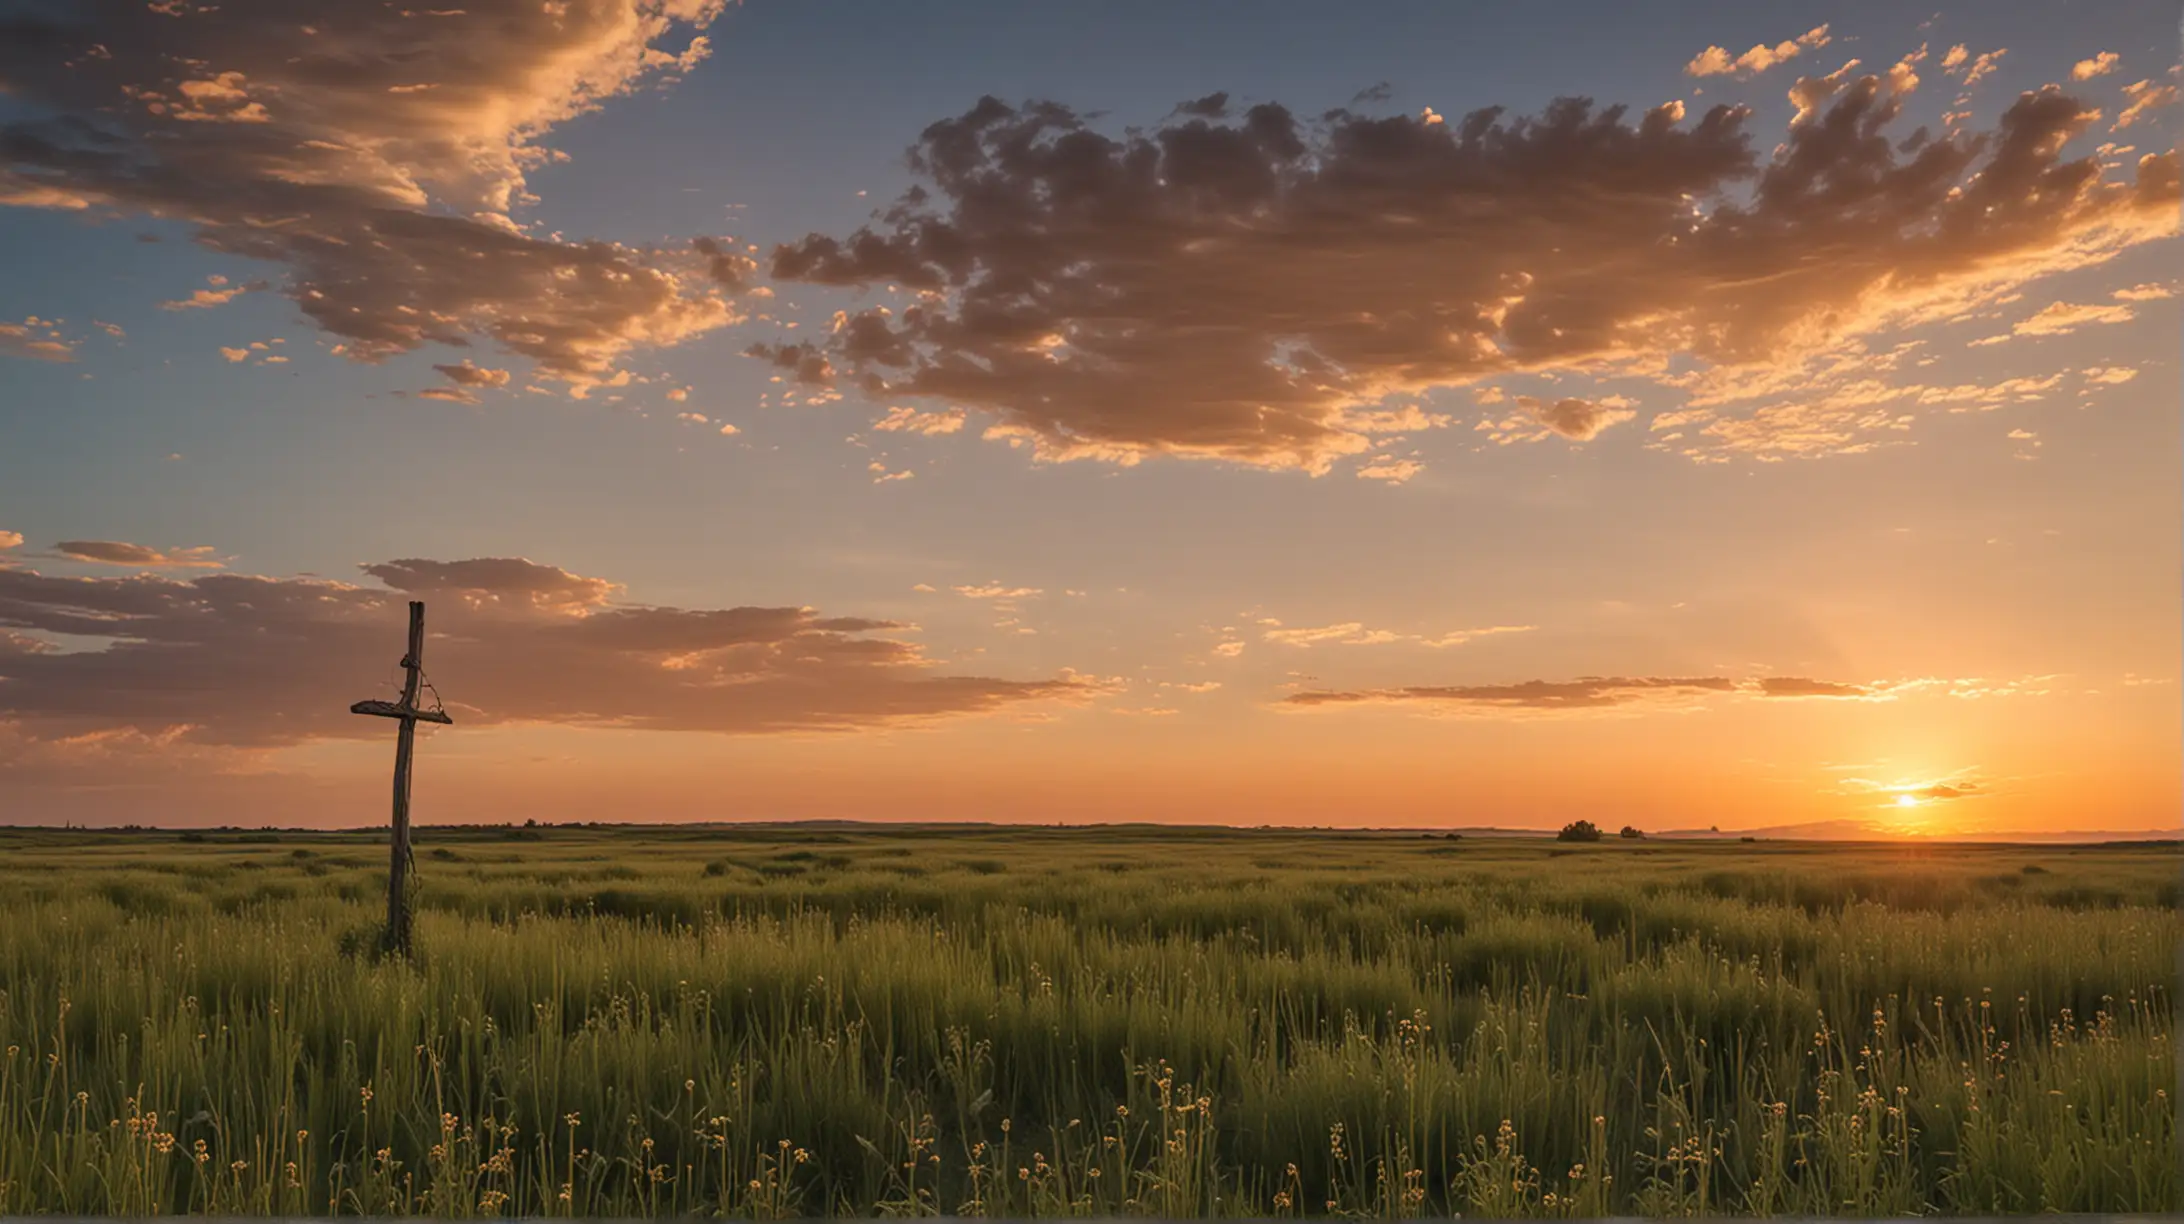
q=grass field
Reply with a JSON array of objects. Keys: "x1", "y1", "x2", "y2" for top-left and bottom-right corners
[{"x1": 0, "y1": 823, "x2": 2174, "y2": 1216}]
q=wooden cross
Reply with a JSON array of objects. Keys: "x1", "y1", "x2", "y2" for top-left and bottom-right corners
[{"x1": 350, "y1": 600, "x2": 452, "y2": 954}]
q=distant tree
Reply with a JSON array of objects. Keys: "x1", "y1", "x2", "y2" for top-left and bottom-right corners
[
  {"x1": 1619, "y1": 825, "x2": 1645, "y2": 840},
  {"x1": 1557, "y1": 820, "x2": 1603, "y2": 843}
]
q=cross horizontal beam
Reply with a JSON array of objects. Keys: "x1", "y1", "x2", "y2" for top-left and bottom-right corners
[{"x1": 350, "y1": 698, "x2": 454, "y2": 725}]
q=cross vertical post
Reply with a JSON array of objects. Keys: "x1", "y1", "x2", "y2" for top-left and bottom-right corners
[
  {"x1": 386, "y1": 601, "x2": 424, "y2": 952},
  {"x1": 351, "y1": 599, "x2": 453, "y2": 956}
]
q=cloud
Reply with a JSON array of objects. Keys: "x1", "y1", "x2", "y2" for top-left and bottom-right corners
[
  {"x1": 1260, "y1": 621, "x2": 1532, "y2": 649},
  {"x1": 52, "y1": 540, "x2": 224, "y2": 568},
  {"x1": 218, "y1": 346, "x2": 250, "y2": 363},
  {"x1": 2082, "y1": 366, "x2": 2139, "y2": 384},
  {"x1": 1285, "y1": 671, "x2": 1912, "y2": 715},
  {"x1": 1422, "y1": 625, "x2": 1536, "y2": 648},
  {"x1": 2116, "y1": 79, "x2": 2178, "y2": 130},
  {"x1": 1886, "y1": 45, "x2": 1928, "y2": 96},
  {"x1": 1264, "y1": 622, "x2": 1405, "y2": 647},
  {"x1": 1286, "y1": 676, "x2": 1739, "y2": 711},
  {"x1": 0, "y1": 1, "x2": 748, "y2": 393},
  {"x1": 433, "y1": 360, "x2": 513, "y2": 389},
  {"x1": 0, "y1": 316, "x2": 74, "y2": 362},
  {"x1": 1660, "y1": 367, "x2": 2075, "y2": 457},
  {"x1": 1517, "y1": 395, "x2": 1637, "y2": 441},
  {"x1": 1981, "y1": 300, "x2": 2138, "y2": 342},
  {"x1": 2071, "y1": 52, "x2": 2121, "y2": 81},
  {"x1": 1941, "y1": 45, "x2": 2008, "y2": 87},
  {"x1": 1906, "y1": 782, "x2": 1979, "y2": 800},
  {"x1": 416, "y1": 387, "x2": 479, "y2": 404},
  {"x1": 1685, "y1": 25, "x2": 1831, "y2": 78},
  {"x1": 0, "y1": 554, "x2": 1096, "y2": 749},
  {"x1": 1755, "y1": 676, "x2": 1870, "y2": 698},
  {"x1": 872, "y1": 406, "x2": 967, "y2": 435},
  {"x1": 763, "y1": 77, "x2": 2175, "y2": 472},
  {"x1": 955, "y1": 583, "x2": 1042, "y2": 603},
  {"x1": 0, "y1": 532, "x2": 21, "y2": 551},
  {"x1": 1355, "y1": 457, "x2": 1424, "y2": 483},
  {"x1": 160, "y1": 279, "x2": 257, "y2": 310},
  {"x1": 2111, "y1": 282, "x2": 2174, "y2": 302}
]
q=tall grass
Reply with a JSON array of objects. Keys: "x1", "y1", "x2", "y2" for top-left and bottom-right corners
[{"x1": 0, "y1": 826, "x2": 2173, "y2": 1215}]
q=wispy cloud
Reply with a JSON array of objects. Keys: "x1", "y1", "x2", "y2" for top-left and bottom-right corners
[{"x1": 52, "y1": 540, "x2": 225, "y2": 569}]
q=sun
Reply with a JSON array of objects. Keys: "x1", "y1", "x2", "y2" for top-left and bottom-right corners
[{"x1": 1895, "y1": 793, "x2": 1920, "y2": 808}]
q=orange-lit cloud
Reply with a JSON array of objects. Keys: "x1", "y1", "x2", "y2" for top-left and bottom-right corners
[
  {"x1": 1755, "y1": 676, "x2": 1871, "y2": 698},
  {"x1": 0, "y1": 0, "x2": 751, "y2": 392},
  {"x1": 1285, "y1": 675, "x2": 1741, "y2": 711},
  {"x1": 1969, "y1": 299, "x2": 2139, "y2": 345},
  {"x1": 1260, "y1": 621, "x2": 1533, "y2": 649},
  {"x1": 873, "y1": 406, "x2": 968, "y2": 435},
  {"x1": 763, "y1": 76, "x2": 2174, "y2": 472},
  {"x1": 1518, "y1": 396, "x2": 1637, "y2": 441},
  {"x1": 1684, "y1": 25, "x2": 1831, "y2": 78},
  {"x1": 1283, "y1": 672, "x2": 2032, "y2": 715},
  {"x1": 52, "y1": 540, "x2": 225, "y2": 568},
  {"x1": 0, "y1": 555, "x2": 1100, "y2": 751},
  {"x1": 1940, "y1": 45, "x2": 2008, "y2": 87},
  {"x1": 434, "y1": 360, "x2": 514, "y2": 389},
  {"x1": 2116, "y1": 79, "x2": 2178, "y2": 130},
  {"x1": 0, "y1": 317, "x2": 75, "y2": 362},
  {"x1": 160, "y1": 277, "x2": 258, "y2": 311},
  {"x1": 2071, "y1": 52, "x2": 2121, "y2": 81},
  {"x1": 1355, "y1": 457, "x2": 1425, "y2": 483}
]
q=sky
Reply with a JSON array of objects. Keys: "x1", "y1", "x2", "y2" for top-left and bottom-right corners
[{"x1": 0, "y1": 0, "x2": 2177, "y2": 836}]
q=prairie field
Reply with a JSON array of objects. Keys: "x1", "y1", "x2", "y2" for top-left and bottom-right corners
[{"x1": 0, "y1": 823, "x2": 2174, "y2": 1217}]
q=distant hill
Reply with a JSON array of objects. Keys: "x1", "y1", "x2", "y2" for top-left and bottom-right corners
[{"x1": 1651, "y1": 819, "x2": 2181, "y2": 844}]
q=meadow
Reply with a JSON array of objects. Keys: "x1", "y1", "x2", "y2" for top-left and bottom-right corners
[{"x1": 0, "y1": 822, "x2": 2174, "y2": 1217}]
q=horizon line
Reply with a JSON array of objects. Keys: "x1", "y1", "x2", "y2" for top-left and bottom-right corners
[{"x1": 2, "y1": 817, "x2": 2177, "y2": 848}]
